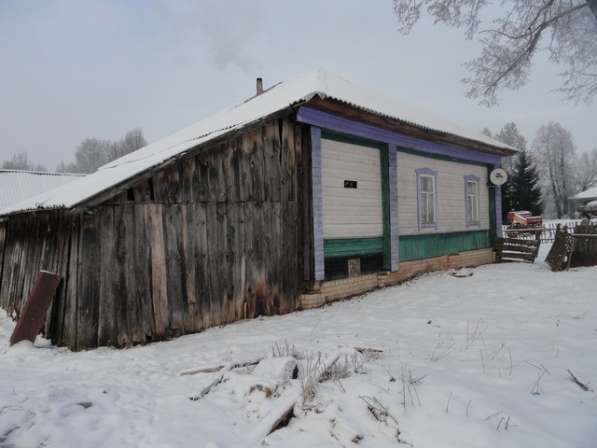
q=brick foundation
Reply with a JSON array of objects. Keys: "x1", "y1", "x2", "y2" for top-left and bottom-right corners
[{"x1": 300, "y1": 248, "x2": 494, "y2": 309}]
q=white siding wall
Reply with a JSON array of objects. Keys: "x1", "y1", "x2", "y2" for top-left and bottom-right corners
[
  {"x1": 321, "y1": 139, "x2": 383, "y2": 239},
  {"x1": 397, "y1": 151, "x2": 489, "y2": 235}
]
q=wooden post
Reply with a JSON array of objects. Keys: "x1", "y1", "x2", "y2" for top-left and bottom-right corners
[{"x1": 10, "y1": 271, "x2": 62, "y2": 345}]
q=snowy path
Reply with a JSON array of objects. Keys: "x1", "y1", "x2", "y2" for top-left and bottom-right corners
[{"x1": 1, "y1": 258, "x2": 596, "y2": 447}]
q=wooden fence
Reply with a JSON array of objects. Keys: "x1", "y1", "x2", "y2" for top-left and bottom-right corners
[
  {"x1": 571, "y1": 224, "x2": 597, "y2": 267},
  {"x1": 502, "y1": 220, "x2": 596, "y2": 243}
]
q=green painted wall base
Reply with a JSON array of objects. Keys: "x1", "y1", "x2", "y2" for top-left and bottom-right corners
[
  {"x1": 324, "y1": 230, "x2": 490, "y2": 261},
  {"x1": 324, "y1": 237, "x2": 383, "y2": 258},
  {"x1": 399, "y1": 230, "x2": 490, "y2": 261}
]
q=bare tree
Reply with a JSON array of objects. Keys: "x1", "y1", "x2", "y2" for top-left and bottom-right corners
[
  {"x1": 1, "y1": 152, "x2": 47, "y2": 172},
  {"x1": 575, "y1": 148, "x2": 597, "y2": 191},
  {"x1": 58, "y1": 128, "x2": 147, "y2": 174},
  {"x1": 109, "y1": 128, "x2": 147, "y2": 160},
  {"x1": 73, "y1": 138, "x2": 112, "y2": 174},
  {"x1": 496, "y1": 122, "x2": 528, "y2": 151},
  {"x1": 533, "y1": 122, "x2": 576, "y2": 217},
  {"x1": 393, "y1": 0, "x2": 597, "y2": 105}
]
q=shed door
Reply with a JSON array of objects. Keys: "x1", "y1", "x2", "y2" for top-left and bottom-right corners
[{"x1": 321, "y1": 138, "x2": 383, "y2": 240}]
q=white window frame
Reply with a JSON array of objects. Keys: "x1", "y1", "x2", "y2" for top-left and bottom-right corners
[
  {"x1": 416, "y1": 168, "x2": 438, "y2": 230},
  {"x1": 464, "y1": 174, "x2": 481, "y2": 227}
]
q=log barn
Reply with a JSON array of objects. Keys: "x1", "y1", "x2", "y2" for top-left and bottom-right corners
[{"x1": 0, "y1": 71, "x2": 516, "y2": 350}]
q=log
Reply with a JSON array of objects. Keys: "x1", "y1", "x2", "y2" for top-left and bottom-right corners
[{"x1": 10, "y1": 271, "x2": 62, "y2": 345}]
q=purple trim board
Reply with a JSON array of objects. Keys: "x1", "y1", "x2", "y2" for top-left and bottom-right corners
[
  {"x1": 310, "y1": 126, "x2": 325, "y2": 281},
  {"x1": 297, "y1": 107, "x2": 502, "y2": 166}
]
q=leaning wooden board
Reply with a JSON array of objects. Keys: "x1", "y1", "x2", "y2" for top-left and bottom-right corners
[{"x1": 10, "y1": 271, "x2": 62, "y2": 345}]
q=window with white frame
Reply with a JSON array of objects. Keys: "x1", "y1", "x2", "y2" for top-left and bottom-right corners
[
  {"x1": 465, "y1": 176, "x2": 480, "y2": 225},
  {"x1": 418, "y1": 173, "x2": 436, "y2": 226}
]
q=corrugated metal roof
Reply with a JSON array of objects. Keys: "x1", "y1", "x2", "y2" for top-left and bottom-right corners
[
  {"x1": 0, "y1": 70, "x2": 515, "y2": 217},
  {"x1": 0, "y1": 170, "x2": 84, "y2": 210}
]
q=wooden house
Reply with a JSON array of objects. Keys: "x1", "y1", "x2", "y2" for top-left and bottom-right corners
[{"x1": 0, "y1": 71, "x2": 515, "y2": 350}]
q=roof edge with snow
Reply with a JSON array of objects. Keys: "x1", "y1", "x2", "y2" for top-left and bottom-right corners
[{"x1": 0, "y1": 70, "x2": 515, "y2": 217}]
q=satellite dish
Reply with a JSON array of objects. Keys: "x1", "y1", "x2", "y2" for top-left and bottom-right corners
[{"x1": 490, "y1": 168, "x2": 508, "y2": 186}]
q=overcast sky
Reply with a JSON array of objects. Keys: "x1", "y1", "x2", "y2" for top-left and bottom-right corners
[{"x1": 1, "y1": 0, "x2": 595, "y2": 170}]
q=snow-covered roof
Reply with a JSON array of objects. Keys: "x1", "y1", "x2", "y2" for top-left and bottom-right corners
[
  {"x1": 572, "y1": 185, "x2": 597, "y2": 200},
  {"x1": 0, "y1": 70, "x2": 514, "y2": 217},
  {"x1": 0, "y1": 170, "x2": 84, "y2": 211}
]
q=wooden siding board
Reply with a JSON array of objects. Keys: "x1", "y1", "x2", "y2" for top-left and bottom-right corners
[
  {"x1": 113, "y1": 206, "x2": 131, "y2": 346},
  {"x1": 145, "y1": 204, "x2": 169, "y2": 338},
  {"x1": 62, "y1": 215, "x2": 80, "y2": 349},
  {"x1": 98, "y1": 206, "x2": 117, "y2": 346},
  {"x1": 133, "y1": 204, "x2": 155, "y2": 339},
  {"x1": 164, "y1": 204, "x2": 186, "y2": 335},
  {"x1": 397, "y1": 151, "x2": 490, "y2": 235},
  {"x1": 77, "y1": 213, "x2": 100, "y2": 349},
  {"x1": 321, "y1": 138, "x2": 383, "y2": 239}
]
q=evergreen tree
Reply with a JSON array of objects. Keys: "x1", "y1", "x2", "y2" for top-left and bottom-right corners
[
  {"x1": 510, "y1": 150, "x2": 543, "y2": 216},
  {"x1": 494, "y1": 122, "x2": 527, "y2": 218}
]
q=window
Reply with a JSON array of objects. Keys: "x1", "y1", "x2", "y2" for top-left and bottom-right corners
[
  {"x1": 464, "y1": 175, "x2": 481, "y2": 226},
  {"x1": 416, "y1": 168, "x2": 438, "y2": 229}
]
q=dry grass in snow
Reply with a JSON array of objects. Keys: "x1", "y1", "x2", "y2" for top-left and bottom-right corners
[{"x1": 1, "y1": 253, "x2": 597, "y2": 447}]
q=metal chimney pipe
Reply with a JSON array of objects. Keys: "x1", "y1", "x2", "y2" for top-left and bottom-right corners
[{"x1": 256, "y1": 77, "x2": 263, "y2": 95}]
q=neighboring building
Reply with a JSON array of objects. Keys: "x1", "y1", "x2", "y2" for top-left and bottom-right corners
[
  {"x1": 0, "y1": 71, "x2": 515, "y2": 350},
  {"x1": 0, "y1": 169, "x2": 83, "y2": 210},
  {"x1": 570, "y1": 185, "x2": 597, "y2": 216}
]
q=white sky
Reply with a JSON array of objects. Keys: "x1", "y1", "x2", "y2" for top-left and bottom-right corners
[{"x1": 1, "y1": 0, "x2": 595, "y2": 169}]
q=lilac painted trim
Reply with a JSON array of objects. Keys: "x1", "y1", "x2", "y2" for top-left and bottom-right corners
[
  {"x1": 297, "y1": 107, "x2": 502, "y2": 166},
  {"x1": 416, "y1": 168, "x2": 438, "y2": 231},
  {"x1": 493, "y1": 165, "x2": 503, "y2": 237},
  {"x1": 310, "y1": 126, "x2": 325, "y2": 281},
  {"x1": 464, "y1": 174, "x2": 481, "y2": 227},
  {"x1": 388, "y1": 145, "x2": 399, "y2": 271}
]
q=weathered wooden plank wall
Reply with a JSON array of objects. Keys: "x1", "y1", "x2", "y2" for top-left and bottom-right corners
[
  {"x1": 0, "y1": 212, "x2": 76, "y2": 344},
  {"x1": 0, "y1": 117, "x2": 311, "y2": 350}
]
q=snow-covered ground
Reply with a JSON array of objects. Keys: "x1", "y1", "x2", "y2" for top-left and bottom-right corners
[{"x1": 1, "y1": 250, "x2": 596, "y2": 448}]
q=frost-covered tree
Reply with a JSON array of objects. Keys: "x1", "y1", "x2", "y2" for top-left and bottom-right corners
[
  {"x1": 481, "y1": 127, "x2": 493, "y2": 138},
  {"x1": 393, "y1": 0, "x2": 597, "y2": 105},
  {"x1": 574, "y1": 148, "x2": 597, "y2": 192},
  {"x1": 109, "y1": 128, "x2": 147, "y2": 160},
  {"x1": 72, "y1": 138, "x2": 112, "y2": 174},
  {"x1": 1, "y1": 152, "x2": 47, "y2": 172},
  {"x1": 533, "y1": 122, "x2": 576, "y2": 217},
  {"x1": 58, "y1": 128, "x2": 147, "y2": 173},
  {"x1": 496, "y1": 123, "x2": 528, "y2": 152}
]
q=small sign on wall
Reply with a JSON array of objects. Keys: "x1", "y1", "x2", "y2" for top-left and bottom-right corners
[{"x1": 344, "y1": 180, "x2": 358, "y2": 189}]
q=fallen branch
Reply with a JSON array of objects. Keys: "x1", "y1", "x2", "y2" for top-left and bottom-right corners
[
  {"x1": 179, "y1": 365, "x2": 224, "y2": 376},
  {"x1": 178, "y1": 357, "x2": 262, "y2": 376},
  {"x1": 567, "y1": 369, "x2": 593, "y2": 392},
  {"x1": 249, "y1": 389, "x2": 302, "y2": 441},
  {"x1": 189, "y1": 374, "x2": 225, "y2": 401},
  {"x1": 354, "y1": 347, "x2": 384, "y2": 354}
]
